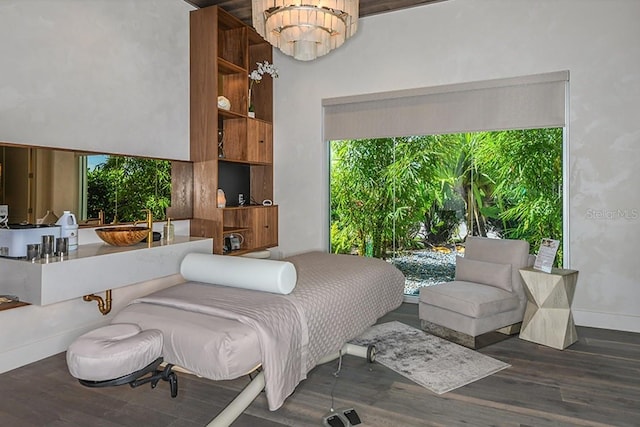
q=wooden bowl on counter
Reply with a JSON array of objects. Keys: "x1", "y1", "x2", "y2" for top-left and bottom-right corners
[{"x1": 95, "y1": 226, "x2": 149, "y2": 246}]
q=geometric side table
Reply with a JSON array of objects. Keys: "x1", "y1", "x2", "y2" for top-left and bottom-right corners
[{"x1": 518, "y1": 267, "x2": 579, "y2": 350}]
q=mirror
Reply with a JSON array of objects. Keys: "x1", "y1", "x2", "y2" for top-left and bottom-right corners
[{"x1": 0, "y1": 143, "x2": 192, "y2": 226}]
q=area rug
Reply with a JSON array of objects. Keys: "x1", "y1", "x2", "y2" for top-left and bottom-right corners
[{"x1": 349, "y1": 321, "x2": 510, "y2": 394}]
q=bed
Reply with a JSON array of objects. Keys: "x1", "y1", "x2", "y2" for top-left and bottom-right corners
[{"x1": 67, "y1": 251, "x2": 405, "y2": 425}]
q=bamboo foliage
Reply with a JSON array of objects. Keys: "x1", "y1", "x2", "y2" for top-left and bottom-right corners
[
  {"x1": 330, "y1": 128, "x2": 563, "y2": 265},
  {"x1": 88, "y1": 156, "x2": 172, "y2": 224}
]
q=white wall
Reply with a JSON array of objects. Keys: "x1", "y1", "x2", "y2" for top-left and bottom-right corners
[
  {"x1": 273, "y1": 0, "x2": 640, "y2": 332},
  {"x1": 0, "y1": 0, "x2": 192, "y2": 160},
  {"x1": 0, "y1": 0, "x2": 194, "y2": 373}
]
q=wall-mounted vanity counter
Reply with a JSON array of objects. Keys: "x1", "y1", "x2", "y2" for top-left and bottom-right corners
[{"x1": 0, "y1": 236, "x2": 213, "y2": 306}]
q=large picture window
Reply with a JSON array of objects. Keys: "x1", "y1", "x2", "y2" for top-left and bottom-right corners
[
  {"x1": 330, "y1": 129, "x2": 563, "y2": 295},
  {"x1": 324, "y1": 72, "x2": 569, "y2": 296}
]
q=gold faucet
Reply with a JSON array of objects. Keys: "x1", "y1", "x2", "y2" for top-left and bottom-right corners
[
  {"x1": 134, "y1": 209, "x2": 154, "y2": 247},
  {"x1": 84, "y1": 209, "x2": 105, "y2": 225}
]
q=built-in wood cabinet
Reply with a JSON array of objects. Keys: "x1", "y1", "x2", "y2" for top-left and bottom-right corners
[
  {"x1": 223, "y1": 118, "x2": 273, "y2": 164},
  {"x1": 247, "y1": 119, "x2": 273, "y2": 164},
  {"x1": 189, "y1": 6, "x2": 278, "y2": 255},
  {"x1": 251, "y1": 205, "x2": 278, "y2": 249},
  {"x1": 221, "y1": 205, "x2": 278, "y2": 254}
]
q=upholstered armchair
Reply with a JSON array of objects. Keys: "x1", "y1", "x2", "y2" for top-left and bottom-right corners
[{"x1": 418, "y1": 236, "x2": 534, "y2": 348}]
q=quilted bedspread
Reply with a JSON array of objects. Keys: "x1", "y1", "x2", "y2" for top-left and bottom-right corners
[
  {"x1": 286, "y1": 252, "x2": 405, "y2": 373},
  {"x1": 131, "y1": 251, "x2": 405, "y2": 410}
]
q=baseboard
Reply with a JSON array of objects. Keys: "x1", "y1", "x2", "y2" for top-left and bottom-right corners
[
  {"x1": 573, "y1": 309, "x2": 640, "y2": 333},
  {"x1": 409, "y1": 298, "x2": 638, "y2": 334},
  {"x1": 0, "y1": 322, "x2": 107, "y2": 374}
]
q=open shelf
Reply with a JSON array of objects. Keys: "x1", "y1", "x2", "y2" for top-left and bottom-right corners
[
  {"x1": 190, "y1": 6, "x2": 277, "y2": 255},
  {"x1": 218, "y1": 57, "x2": 246, "y2": 75},
  {"x1": 223, "y1": 226, "x2": 250, "y2": 234}
]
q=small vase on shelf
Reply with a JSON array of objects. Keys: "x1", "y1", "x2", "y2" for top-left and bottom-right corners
[
  {"x1": 248, "y1": 88, "x2": 255, "y2": 117},
  {"x1": 248, "y1": 61, "x2": 278, "y2": 119}
]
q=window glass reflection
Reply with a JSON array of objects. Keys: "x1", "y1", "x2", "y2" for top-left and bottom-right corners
[{"x1": 82, "y1": 155, "x2": 171, "y2": 224}]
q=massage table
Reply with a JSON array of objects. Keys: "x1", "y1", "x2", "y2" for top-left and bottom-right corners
[{"x1": 67, "y1": 251, "x2": 405, "y2": 426}]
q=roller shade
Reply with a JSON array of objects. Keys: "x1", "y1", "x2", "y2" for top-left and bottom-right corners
[{"x1": 323, "y1": 71, "x2": 568, "y2": 141}]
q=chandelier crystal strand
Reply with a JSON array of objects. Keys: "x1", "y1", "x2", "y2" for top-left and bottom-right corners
[{"x1": 252, "y1": 1, "x2": 359, "y2": 61}]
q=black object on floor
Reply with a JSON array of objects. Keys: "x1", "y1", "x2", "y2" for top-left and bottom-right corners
[
  {"x1": 342, "y1": 408, "x2": 362, "y2": 425},
  {"x1": 322, "y1": 408, "x2": 361, "y2": 426}
]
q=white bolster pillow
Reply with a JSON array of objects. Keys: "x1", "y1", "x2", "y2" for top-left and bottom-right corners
[{"x1": 180, "y1": 253, "x2": 297, "y2": 295}]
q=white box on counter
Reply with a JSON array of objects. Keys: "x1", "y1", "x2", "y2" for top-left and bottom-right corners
[{"x1": 0, "y1": 224, "x2": 61, "y2": 258}]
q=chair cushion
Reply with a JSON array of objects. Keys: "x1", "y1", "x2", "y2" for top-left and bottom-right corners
[
  {"x1": 455, "y1": 257, "x2": 513, "y2": 292},
  {"x1": 419, "y1": 281, "x2": 520, "y2": 318},
  {"x1": 464, "y1": 236, "x2": 531, "y2": 301}
]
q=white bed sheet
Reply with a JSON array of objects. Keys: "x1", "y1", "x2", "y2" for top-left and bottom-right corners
[
  {"x1": 113, "y1": 304, "x2": 261, "y2": 380},
  {"x1": 112, "y1": 252, "x2": 405, "y2": 410}
]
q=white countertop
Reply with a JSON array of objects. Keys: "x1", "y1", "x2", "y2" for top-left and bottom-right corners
[
  {"x1": 14, "y1": 235, "x2": 197, "y2": 262},
  {"x1": 0, "y1": 236, "x2": 213, "y2": 305}
]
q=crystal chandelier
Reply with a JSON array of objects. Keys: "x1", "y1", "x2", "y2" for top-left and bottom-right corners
[{"x1": 252, "y1": 1, "x2": 359, "y2": 61}]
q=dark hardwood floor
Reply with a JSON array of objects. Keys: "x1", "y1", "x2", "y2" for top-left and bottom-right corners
[{"x1": 1, "y1": 303, "x2": 639, "y2": 426}]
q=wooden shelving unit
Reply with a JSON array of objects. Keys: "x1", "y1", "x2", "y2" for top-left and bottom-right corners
[{"x1": 189, "y1": 6, "x2": 278, "y2": 255}]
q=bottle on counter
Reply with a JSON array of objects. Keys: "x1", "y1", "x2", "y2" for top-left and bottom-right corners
[
  {"x1": 56, "y1": 211, "x2": 78, "y2": 251},
  {"x1": 163, "y1": 218, "x2": 174, "y2": 243}
]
